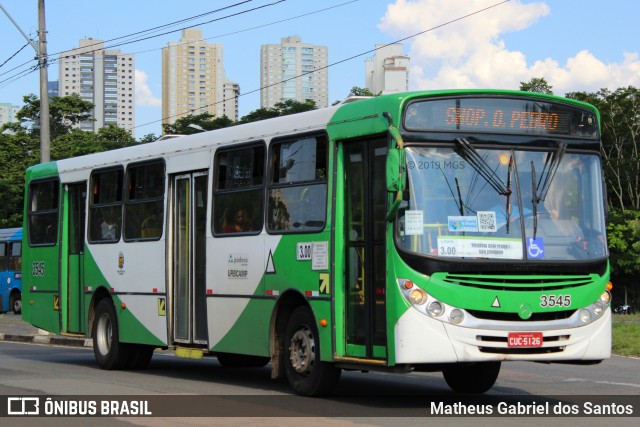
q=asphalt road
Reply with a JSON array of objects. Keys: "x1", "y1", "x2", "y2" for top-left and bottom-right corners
[{"x1": 1, "y1": 312, "x2": 639, "y2": 426}]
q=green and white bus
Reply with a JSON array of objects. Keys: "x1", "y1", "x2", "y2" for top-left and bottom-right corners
[{"x1": 21, "y1": 90, "x2": 611, "y2": 395}]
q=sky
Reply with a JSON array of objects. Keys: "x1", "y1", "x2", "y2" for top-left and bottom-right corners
[{"x1": 1, "y1": 0, "x2": 639, "y2": 139}]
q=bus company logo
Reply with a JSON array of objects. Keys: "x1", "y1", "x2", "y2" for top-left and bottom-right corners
[
  {"x1": 117, "y1": 252, "x2": 125, "y2": 275},
  {"x1": 7, "y1": 397, "x2": 40, "y2": 415},
  {"x1": 518, "y1": 303, "x2": 533, "y2": 320},
  {"x1": 227, "y1": 253, "x2": 248, "y2": 280}
]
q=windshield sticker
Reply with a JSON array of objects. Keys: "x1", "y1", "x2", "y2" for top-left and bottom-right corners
[
  {"x1": 476, "y1": 211, "x2": 497, "y2": 232},
  {"x1": 448, "y1": 216, "x2": 478, "y2": 232},
  {"x1": 526, "y1": 237, "x2": 545, "y2": 259},
  {"x1": 437, "y1": 236, "x2": 523, "y2": 259},
  {"x1": 405, "y1": 210, "x2": 424, "y2": 235}
]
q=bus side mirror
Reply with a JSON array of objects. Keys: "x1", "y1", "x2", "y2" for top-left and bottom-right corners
[
  {"x1": 386, "y1": 148, "x2": 405, "y2": 193},
  {"x1": 385, "y1": 148, "x2": 406, "y2": 221}
]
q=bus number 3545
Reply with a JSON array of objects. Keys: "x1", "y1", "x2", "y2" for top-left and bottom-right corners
[{"x1": 540, "y1": 294, "x2": 571, "y2": 308}]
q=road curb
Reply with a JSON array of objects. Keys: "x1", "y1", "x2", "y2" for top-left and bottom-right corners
[{"x1": 0, "y1": 333, "x2": 92, "y2": 348}]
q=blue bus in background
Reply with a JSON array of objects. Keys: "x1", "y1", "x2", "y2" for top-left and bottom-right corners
[{"x1": 0, "y1": 228, "x2": 22, "y2": 314}]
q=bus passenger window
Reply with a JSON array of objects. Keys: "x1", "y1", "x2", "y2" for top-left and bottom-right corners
[
  {"x1": 267, "y1": 135, "x2": 327, "y2": 233},
  {"x1": 212, "y1": 143, "x2": 265, "y2": 236},
  {"x1": 27, "y1": 179, "x2": 59, "y2": 246},
  {"x1": 124, "y1": 160, "x2": 165, "y2": 241},
  {"x1": 88, "y1": 167, "x2": 123, "y2": 243}
]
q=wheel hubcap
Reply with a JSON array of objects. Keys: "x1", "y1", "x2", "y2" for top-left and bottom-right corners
[
  {"x1": 96, "y1": 314, "x2": 112, "y2": 355},
  {"x1": 289, "y1": 326, "x2": 315, "y2": 375}
]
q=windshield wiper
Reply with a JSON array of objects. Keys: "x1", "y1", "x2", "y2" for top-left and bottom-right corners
[
  {"x1": 455, "y1": 138, "x2": 511, "y2": 196},
  {"x1": 531, "y1": 163, "x2": 538, "y2": 238},
  {"x1": 530, "y1": 143, "x2": 566, "y2": 238},
  {"x1": 536, "y1": 142, "x2": 567, "y2": 202},
  {"x1": 505, "y1": 155, "x2": 513, "y2": 234}
]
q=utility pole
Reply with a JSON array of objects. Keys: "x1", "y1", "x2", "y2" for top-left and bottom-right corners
[
  {"x1": 0, "y1": 1, "x2": 50, "y2": 163},
  {"x1": 38, "y1": 0, "x2": 50, "y2": 163}
]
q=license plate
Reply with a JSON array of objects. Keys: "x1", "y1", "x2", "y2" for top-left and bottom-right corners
[{"x1": 508, "y1": 332, "x2": 543, "y2": 348}]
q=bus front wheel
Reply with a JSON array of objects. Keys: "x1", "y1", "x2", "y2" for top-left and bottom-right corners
[
  {"x1": 442, "y1": 362, "x2": 501, "y2": 394},
  {"x1": 93, "y1": 299, "x2": 130, "y2": 370},
  {"x1": 284, "y1": 306, "x2": 340, "y2": 396}
]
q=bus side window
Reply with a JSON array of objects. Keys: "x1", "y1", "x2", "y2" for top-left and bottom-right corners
[
  {"x1": 212, "y1": 143, "x2": 265, "y2": 236},
  {"x1": 27, "y1": 179, "x2": 59, "y2": 246},
  {"x1": 0, "y1": 243, "x2": 6, "y2": 271},
  {"x1": 9, "y1": 242, "x2": 21, "y2": 270},
  {"x1": 88, "y1": 167, "x2": 123, "y2": 243},
  {"x1": 124, "y1": 160, "x2": 165, "y2": 241},
  {"x1": 267, "y1": 135, "x2": 327, "y2": 233}
]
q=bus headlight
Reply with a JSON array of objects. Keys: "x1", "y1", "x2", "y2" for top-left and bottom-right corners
[
  {"x1": 450, "y1": 309, "x2": 464, "y2": 325},
  {"x1": 409, "y1": 289, "x2": 427, "y2": 305},
  {"x1": 593, "y1": 301, "x2": 604, "y2": 317},
  {"x1": 600, "y1": 290, "x2": 611, "y2": 305},
  {"x1": 428, "y1": 301, "x2": 444, "y2": 317},
  {"x1": 579, "y1": 309, "x2": 591, "y2": 323}
]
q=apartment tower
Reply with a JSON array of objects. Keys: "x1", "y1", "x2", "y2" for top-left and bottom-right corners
[
  {"x1": 58, "y1": 38, "x2": 135, "y2": 133},
  {"x1": 162, "y1": 29, "x2": 239, "y2": 125},
  {"x1": 260, "y1": 36, "x2": 328, "y2": 109},
  {"x1": 365, "y1": 43, "x2": 409, "y2": 95}
]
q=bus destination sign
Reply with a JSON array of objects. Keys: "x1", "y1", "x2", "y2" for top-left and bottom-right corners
[{"x1": 404, "y1": 96, "x2": 599, "y2": 138}]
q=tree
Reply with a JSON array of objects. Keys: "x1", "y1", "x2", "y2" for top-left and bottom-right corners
[
  {"x1": 16, "y1": 93, "x2": 95, "y2": 139},
  {"x1": 52, "y1": 125, "x2": 138, "y2": 160},
  {"x1": 519, "y1": 77, "x2": 553, "y2": 94},
  {"x1": 567, "y1": 87, "x2": 640, "y2": 212},
  {"x1": 238, "y1": 99, "x2": 317, "y2": 124},
  {"x1": 0, "y1": 132, "x2": 39, "y2": 226},
  {"x1": 162, "y1": 112, "x2": 234, "y2": 135},
  {"x1": 348, "y1": 86, "x2": 377, "y2": 97},
  {"x1": 238, "y1": 107, "x2": 280, "y2": 124},
  {"x1": 138, "y1": 133, "x2": 159, "y2": 144}
]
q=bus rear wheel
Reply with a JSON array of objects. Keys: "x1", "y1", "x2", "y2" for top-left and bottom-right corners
[
  {"x1": 442, "y1": 362, "x2": 501, "y2": 394},
  {"x1": 10, "y1": 291, "x2": 21, "y2": 314},
  {"x1": 284, "y1": 306, "x2": 340, "y2": 396},
  {"x1": 93, "y1": 299, "x2": 130, "y2": 370}
]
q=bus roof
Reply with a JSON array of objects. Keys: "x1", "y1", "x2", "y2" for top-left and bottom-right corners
[
  {"x1": 25, "y1": 89, "x2": 599, "y2": 178},
  {"x1": 0, "y1": 228, "x2": 22, "y2": 242}
]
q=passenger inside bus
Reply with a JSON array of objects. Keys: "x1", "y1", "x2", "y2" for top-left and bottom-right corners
[
  {"x1": 223, "y1": 208, "x2": 252, "y2": 233},
  {"x1": 101, "y1": 211, "x2": 118, "y2": 240}
]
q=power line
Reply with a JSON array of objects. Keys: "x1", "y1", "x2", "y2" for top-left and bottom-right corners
[
  {"x1": 45, "y1": 0, "x2": 260, "y2": 60},
  {"x1": 0, "y1": 41, "x2": 32, "y2": 69},
  {"x1": 142, "y1": 0, "x2": 511, "y2": 130},
  {"x1": 0, "y1": 0, "x2": 351, "y2": 95},
  {"x1": 0, "y1": 1, "x2": 282, "y2": 89}
]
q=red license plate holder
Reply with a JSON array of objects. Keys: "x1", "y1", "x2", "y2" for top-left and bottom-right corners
[{"x1": 508, "y1": 332, "x2": 543, "y2": 348}]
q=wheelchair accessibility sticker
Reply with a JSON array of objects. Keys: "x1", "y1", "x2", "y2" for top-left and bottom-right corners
[{"x1": 527, "y1": 237, "x2": 544, "y2": 259}]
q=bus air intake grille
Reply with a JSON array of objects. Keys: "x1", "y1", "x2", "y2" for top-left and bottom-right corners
[
  {"x1": 466, "y1": 309, "x2": 576, "y2": 322},
  {"x1": 441, "y1": 274, "x2": 593, "y2": 292}
]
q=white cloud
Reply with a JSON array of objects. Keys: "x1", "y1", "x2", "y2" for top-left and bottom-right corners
[
  {"x1": 135, "y1": 69, "x2": 161, "y2": 107},
  {"x1": 380, "y1": 0, "x2": 640, "y2": 94}
]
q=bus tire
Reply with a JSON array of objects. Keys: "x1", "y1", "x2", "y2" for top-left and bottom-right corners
[
  {"x1": 284, "y1": 306, "x2": 340, "y2": 396},
  {"x1": 216, "y1": 353, "x2": 271, "y2": 368},
  {"x1": 92, "y1": 299, "x2": 130, "y2": 370},
  {"x1": 127, "y1": 344, "x2": 155, "y2": 370},
  {"x1": 10, "y1": 291, "x2": 21, "y2": 314},
  {"x1": 442, "y1": 362, "x2": 501, "y2": 394}
]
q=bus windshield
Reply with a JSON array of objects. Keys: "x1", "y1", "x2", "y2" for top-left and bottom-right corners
[{"x1": 397, "y1": 145, "x2": 608, "y2": 261}]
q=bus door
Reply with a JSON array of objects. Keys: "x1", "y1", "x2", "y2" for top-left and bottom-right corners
[
  {"x1": 63, "y1": 182, "x2": 86, "y2": 334},
  {"x1": 341, "y1": 138, "x2": 388, "y2": 360},
  {"x1": 172, "y1": 171, "x2": 208, "y2": 346}
]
